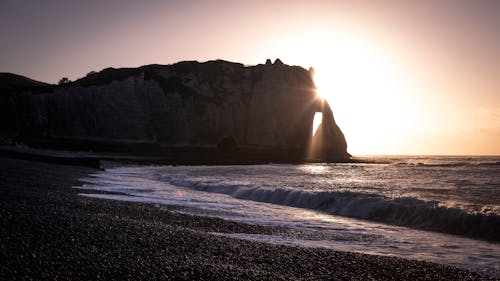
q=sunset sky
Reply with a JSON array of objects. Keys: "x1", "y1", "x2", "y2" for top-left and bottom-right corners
[{"x1": 1, "y1": 0, "x2": 499, "y2": 155}]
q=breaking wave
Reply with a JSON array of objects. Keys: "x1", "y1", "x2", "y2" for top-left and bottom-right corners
[
  {"x1": 393, "y1": 161, "x2": 500, "y2": 168},
  {"x1": 160, "y1": 176, "x2": 500, "y2": 241}
]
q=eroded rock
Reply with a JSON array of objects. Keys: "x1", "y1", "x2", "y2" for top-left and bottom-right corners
[{"x1": 0, "y1": 60, "x2": 350, "y2": 162}]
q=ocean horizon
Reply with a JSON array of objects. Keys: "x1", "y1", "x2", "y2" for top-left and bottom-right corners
[{"x1": 77, "y1": 155, "x2": 500, "y2": 277}]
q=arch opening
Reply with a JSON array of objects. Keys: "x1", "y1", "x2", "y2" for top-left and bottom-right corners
[{"x1": 312, "y1": 112, "x2": 323, "y2": 136}]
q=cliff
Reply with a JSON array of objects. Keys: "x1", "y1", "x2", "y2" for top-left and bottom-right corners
[{"x1": 0, "y1": 60, "x2": 350, "y2": 162}]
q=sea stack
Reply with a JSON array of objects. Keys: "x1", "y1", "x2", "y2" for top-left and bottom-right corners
[{"x1": 0, "y1": 59, "x2": 350, "y2": 162}]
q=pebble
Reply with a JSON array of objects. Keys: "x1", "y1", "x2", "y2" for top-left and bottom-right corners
[{"x1": 0, "y1": 157, "x2": 495, "y2": 280}]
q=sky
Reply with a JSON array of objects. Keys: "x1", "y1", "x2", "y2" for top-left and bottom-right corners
[{"x1": 1, "y1": 0, "x2": 499, "y2": 155}]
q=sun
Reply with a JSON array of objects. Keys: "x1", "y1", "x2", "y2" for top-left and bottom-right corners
[
  {"x1": 267, "y1": 29, "x2": 424, "y2": 155},
  {"x1": 312, "y1": 44, "x2": 424, "y2": 155}
]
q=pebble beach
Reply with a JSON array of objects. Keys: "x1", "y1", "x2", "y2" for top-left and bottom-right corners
[{"x1": 0, "y1": 157, "x2": 494, "y2": 280}]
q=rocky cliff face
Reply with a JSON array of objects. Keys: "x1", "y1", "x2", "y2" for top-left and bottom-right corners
[{"x1": 0, "y1": 60, "x2": 350, "y2": 161}]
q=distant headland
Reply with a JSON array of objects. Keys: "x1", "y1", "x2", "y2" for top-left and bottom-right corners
[{"x1": 0, "y1": 59, "x2": 350, "y2": 164}]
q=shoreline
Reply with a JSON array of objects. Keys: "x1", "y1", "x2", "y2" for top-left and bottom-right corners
[
  {"x1": 0, "y1": 145, "x2": 360, "y2": 168},
  {"x1": 0, "y1": 157, "x2": 494, "y2": 280}
]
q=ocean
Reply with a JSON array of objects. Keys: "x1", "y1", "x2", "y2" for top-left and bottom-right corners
[{"x1": 77, "y1": 156, "x2": 500, "y2": 277}]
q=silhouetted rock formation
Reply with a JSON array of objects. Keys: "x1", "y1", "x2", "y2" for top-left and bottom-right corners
[
  {"x1": 309, "y1": 100, "x2": 350, "y2": 161},
  {"x1": 273, "y1": 58, "x2": 284, "y2": 65},
  {"x1": 0, "y1": 60, "x2": 350, "y2": 162},
  {"x1": 0, "y1": 73, "x2": 52, "y2": 94}
]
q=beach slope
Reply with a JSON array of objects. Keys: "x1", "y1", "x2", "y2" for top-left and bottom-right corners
[{"x1": 0, "y1": 157, "x2": 490, "y2": 280}]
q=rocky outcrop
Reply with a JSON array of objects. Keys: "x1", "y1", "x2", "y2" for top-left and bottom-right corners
[
  {"x1": 309, "y1": 100, "x2": 350, "y2": 161},
  {"x1": 0, "y1": 60, "x2": 349, "y2": 162}
]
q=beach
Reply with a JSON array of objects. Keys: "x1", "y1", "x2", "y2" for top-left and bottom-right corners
[{"x1": 0, "y1": 157, "x2": 493, "y2": 280}]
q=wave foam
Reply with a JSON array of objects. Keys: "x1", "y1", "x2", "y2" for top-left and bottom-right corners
[
  {"x1": 162, "y1": 176, "x2": 500, "y2": 241},
  {"x1": 393, "y1": 161, "x2": 500, "y2": 168}
]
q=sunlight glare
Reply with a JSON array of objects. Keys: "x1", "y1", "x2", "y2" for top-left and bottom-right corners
[
  {"x1": 312, "y1": 112, "x2": 323, "y2": 135},
  {"x1": 269, "y1": 29, "x2": 425, "y2": 155}
]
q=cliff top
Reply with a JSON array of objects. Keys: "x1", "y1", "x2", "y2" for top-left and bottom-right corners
[
  {"x1": 0, "y1": 73, "x2": 52, "y2": 94},
  {"x1": 1, "y1": 59, "x2": 312, "y2": 95}
]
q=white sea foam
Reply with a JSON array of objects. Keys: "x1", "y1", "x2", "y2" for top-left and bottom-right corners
[{"x1": 76, "y1": 156, "x2": 500, "y2": 277}]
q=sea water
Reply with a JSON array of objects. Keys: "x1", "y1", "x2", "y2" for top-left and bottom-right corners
[{"x1": 77, "y1": 156, "x2": 500, "y2": 277}]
